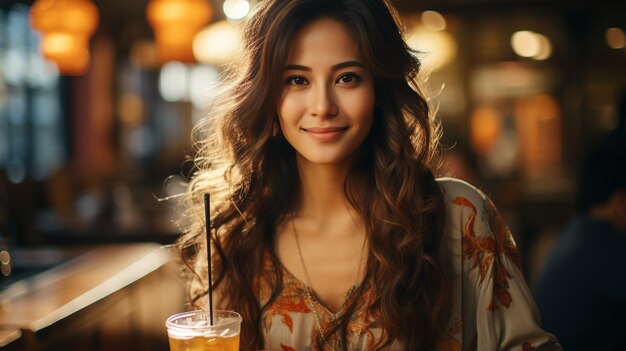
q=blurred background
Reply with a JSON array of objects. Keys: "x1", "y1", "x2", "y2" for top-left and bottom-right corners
[{"x1": 0, "y1": 0, "x2": 624, "y2": 349}]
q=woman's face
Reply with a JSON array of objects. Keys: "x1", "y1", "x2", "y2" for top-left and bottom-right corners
[{"x1": 277, "y1": 18, "x2": 375, "y2": 168}]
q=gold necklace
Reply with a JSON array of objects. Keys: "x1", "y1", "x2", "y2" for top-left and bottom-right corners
[{"x1": 292, "y1": 217, "x2": 367, "y2": 350}]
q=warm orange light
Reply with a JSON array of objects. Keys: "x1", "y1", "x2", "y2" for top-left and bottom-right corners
[
  {"x1": 193, "y1": 20, "x2": 242, "y2": 65},
  {"x1": 146, "y1": 0, "x2": 213, "y2": 63},
  {"x1": 470, "y1": 106, "x2": 502, "y2": 155},
  {"x1": 29, "y1": 0, "x2": 99, "y2": 75}
]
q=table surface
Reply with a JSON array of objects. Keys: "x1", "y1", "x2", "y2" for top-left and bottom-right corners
[{"x1": 0, "y1": 243, "x2": 172, "y2": 333}]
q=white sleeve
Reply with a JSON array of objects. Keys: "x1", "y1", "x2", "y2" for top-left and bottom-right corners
[{"x1": 441, "y1": 178, "x2": 562, "y2": 351}]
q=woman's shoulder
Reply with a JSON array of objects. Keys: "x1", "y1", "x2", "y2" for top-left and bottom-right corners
[
  {"x1": 435, "y1": 177, "x2": 505, "y2": 241},
  {"x1": 436, "y1": 176, "x2": 490, "y2": 207}
]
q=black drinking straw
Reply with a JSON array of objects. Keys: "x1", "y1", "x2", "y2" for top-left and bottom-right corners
[{"x1": 203, "y1": 193, "x2": 214, "y2": 325}]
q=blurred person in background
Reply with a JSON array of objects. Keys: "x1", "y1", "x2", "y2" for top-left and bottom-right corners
[{"x1": 534, "y1": 145, "x2": 626, "y2": 351}]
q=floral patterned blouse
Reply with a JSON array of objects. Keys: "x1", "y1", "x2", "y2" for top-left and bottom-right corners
[{"x1": 256, "y1": 178, "x2": 562, "y2": 351}]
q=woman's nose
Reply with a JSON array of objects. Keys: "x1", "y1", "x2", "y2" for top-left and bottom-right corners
[{"x1": 308, "y1": 85, "x2": 338, "y2": 119}]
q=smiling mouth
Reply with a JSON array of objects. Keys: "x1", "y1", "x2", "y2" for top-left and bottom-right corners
[
  {"x1": 301, "y1": 126, "x2": 349, "y2": 141},
  {"x1": 302, "y1": 127, "x2": 349, "y2": 133}
]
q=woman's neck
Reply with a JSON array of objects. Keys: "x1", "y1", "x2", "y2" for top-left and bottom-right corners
[{"x1": 295, "y1": 157, "x2": 352, "y2": 219}]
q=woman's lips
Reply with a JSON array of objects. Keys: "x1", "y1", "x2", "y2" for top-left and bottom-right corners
[{"x1": 301, "y1": 127, "x2": 348, "y2": 142}]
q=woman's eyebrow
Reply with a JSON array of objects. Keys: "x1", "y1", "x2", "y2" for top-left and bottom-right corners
[
  {"x1": 284, "y1": 64, "x2": 311, "y2": 72},
  {"x1": 332, "y1": 60, "x2": 363, "y2": 70},
  {"x1": 283, "y1": 60, "x2": 364, "y2": 72}
]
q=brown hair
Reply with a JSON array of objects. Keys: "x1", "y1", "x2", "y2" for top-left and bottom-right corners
[{"x1": 176, "y1": 0, "x2": 451, "y2": 349}]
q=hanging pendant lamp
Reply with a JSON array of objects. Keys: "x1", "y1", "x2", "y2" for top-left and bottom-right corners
[
  {"x1": 146, "y1": 0, "x2": 213, "y2": 63},
  {"x1": 29, "y1": 0, "x2": 100, "y2": 75}
]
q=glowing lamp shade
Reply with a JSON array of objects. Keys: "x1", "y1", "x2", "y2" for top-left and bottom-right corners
[
  {"x1": 146, "y1": 0, "x2": 212, "y2": 63},
  {"x1": 29, "y1": 0, "x2": 99, "y2": 75},
  {"x1": 193, "y1": 20, "x2": 242, "y2": 65}
]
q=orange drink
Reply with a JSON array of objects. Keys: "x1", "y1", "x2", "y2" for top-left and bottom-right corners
[{"x1": 166, "y1": 310, "x2": 242, "y2": 351}]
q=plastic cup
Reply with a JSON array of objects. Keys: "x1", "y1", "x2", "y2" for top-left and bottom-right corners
[{"x1": 166, "y1": 310, "x2": 242, "y2": 351}]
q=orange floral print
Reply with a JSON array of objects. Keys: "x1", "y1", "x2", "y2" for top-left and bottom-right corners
[
  {"x1": 484, "y1": 197, "x2": 523, "y2": 271},
  {"x1": 259, "y1": 259, "x2": 311, "y2": 332},
  {"x1": 258, "y1": 250, "x2": 372, "y2": 348},
  {"x1": 451, "y1": 196, "x2": 520, "y2": 310},
  {"x1": 270, "y1": 298, "x2": 311, "y2": 332}
]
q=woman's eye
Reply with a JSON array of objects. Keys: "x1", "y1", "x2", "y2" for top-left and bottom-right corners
[
  {"x1": 286, "y1": 76, "x2": 307, "y2": 85},
  {"x1": 337, "y1": 73, "x2": 361, "y2": 84}
]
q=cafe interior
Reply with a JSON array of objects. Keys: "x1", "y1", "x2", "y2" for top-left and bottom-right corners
[{"x1": 0, "y1": 0, "x2": 625, "y2": 349}]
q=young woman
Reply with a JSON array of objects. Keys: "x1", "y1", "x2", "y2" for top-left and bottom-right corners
[{"x1": 176, "y1": 0, "x2": 562, "y2": 350}]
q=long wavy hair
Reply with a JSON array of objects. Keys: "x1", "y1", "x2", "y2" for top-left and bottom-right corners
[{"x1": 175, "y1": 0, "x2": 451, "y2": 349}]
